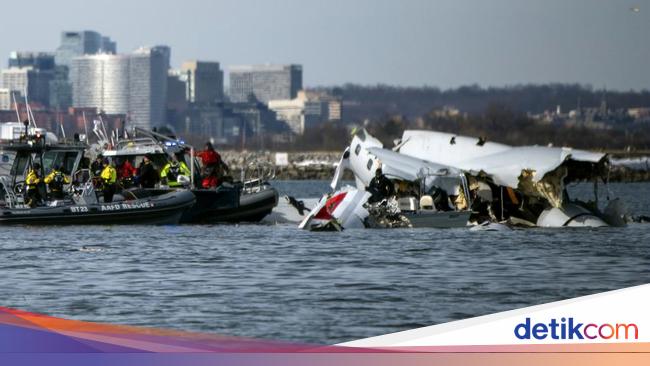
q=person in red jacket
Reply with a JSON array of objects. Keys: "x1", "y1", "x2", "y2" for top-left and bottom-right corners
[
  {"x1": 116, "y1": 158, "x2": 138, "y2": 188},
  {"x1": 196, "y1": 142, "x2": 221, "y2": 169},
  {"x1": 196, "y1": 142, "x2": 229, "y2": 178}
]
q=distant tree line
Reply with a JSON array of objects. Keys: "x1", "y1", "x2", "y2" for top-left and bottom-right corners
[
  {"x1": 185, "y1": 84, "x2": 650, "y2": 152},
  {"x1": 314, "y1": 83, "x2": 650, "y2": 121},
  {"x1": 299, "y1": 84, "x2": 650, "y2": 152},
  {"x1": 365, "y1": 103, "x2": 650, "y2": 151},
  {"x1": 177, "y1": 109, "x2": 650, "y2": 152}
]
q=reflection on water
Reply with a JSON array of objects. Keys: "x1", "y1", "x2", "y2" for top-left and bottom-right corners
[{"x1": 1, "y1": 181, "x2": 649, "y2": 344}]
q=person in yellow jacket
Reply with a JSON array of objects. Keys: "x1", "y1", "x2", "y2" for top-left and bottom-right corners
[
  {"x1": 160, "y1": 155, "x2": 191, "y2": 187},
  {"x1": 44, "y1": 164, "x2": 71, "y2": 199},
  {"x1": 25, "y1": 163, "x2": 44, "y2": 207},
  {"x1": 100, "y1": 159, "x2": 118, "y2": 203}
]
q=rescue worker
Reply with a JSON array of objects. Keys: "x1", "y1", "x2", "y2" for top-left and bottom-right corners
[
  {"x1": 44, "y1": 164, "x2": 71, "y2": 200},
  {"x1": 91, "y1": 154, "x2": 104, "y2": 177},
  {"x1": 90, "y1": 154, "x2": 105, "y2": 188},
  {"x1": 116, "y1": 158, "x2": 137, "y2": 188},
  {"x1": 196, "y1": 142, "x2": 229, "y2": 178},
  {"x1": 366, "y1": 167, "x2": 394, "y2": 203},
  {"x1": 196, "y1": 142, "x2": 221, "y2": 170},
  {"x1": 138, "y1": 154, "x2": 159, "y2": 189},
  {"x1": 25, "y1": 163, "x2": 44, "y2": 207},
  {"x1": 160, "y1": 155, "x2": 191, "y2": 187},
  {"x1": 100, "y1": 159, "x2": 117, "y2": 203}
]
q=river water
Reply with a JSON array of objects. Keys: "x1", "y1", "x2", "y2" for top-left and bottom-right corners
[{"x1": 1, "y1": 181, "x2": 649, "y2": 344}]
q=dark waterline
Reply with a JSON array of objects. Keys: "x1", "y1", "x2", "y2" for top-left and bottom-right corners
[{"x1": 1, "y1": 181, "x2": 649, "y2": 344}]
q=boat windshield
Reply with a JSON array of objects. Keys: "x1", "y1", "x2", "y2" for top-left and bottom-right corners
[
  {"x1": 109, "y1": 153, "x2": 169, "y2": 172},
  {"x1": 10, "y1": 153, "x2": 31, "y2": 177},
  {"x1": 42, "y1": 151, "x2": 82, "y2": 174}
]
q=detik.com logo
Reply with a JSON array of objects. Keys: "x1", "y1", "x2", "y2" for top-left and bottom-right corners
[{"x1": 514, "y1": 317, "x2": 638, "y2": 340}]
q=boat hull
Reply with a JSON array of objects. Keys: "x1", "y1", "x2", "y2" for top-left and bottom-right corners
[
  {"x1": 0, "y1": 190, "x2": 195, "y2": 225},
  {"x1": 181, "y1": 186, "x2": 279, "y2": 223}
]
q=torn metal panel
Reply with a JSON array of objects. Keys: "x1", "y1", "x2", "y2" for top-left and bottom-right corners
[
  {"x1": 366, "y1": 147, "x2": 462, "y2": 196},
  {"x1": 398, "y1": 130, "x2": 607, "y2": 206}
]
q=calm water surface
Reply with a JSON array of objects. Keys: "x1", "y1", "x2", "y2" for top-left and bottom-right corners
[{"x1": 1, "y1": 181, "x2": 649, "y2": 344}]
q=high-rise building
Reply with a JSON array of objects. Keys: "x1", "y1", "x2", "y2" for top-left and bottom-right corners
[
  {"x1": 70, "y1": 46, "x2": 169, "y2": 129},
  {"x1": 129, "y1": 46, "x2": 170, "y2": 129},
  {"x1": 53, "y1": 31, "x2": 115, "y2": 110},
  {"x1": 167, "y1": 69, "x2": 188, "y2": 110},
  {"x1": 49, "y1": 66, "x2": 73, "y2": 110},
  {"x1": 0, "y1": 67, "x2": 52, "y2": 107},
  {"x1": 268, "y1": 91, "x2": 325, "y2": 134},
  {"x1": 0, "y1": 88, "x2": 13, "y2": 110},
  {"x1": 101, "y1": 37, "x2": 117, "y2": 54},
  {"x1": 8, "y1": 52, "x2": 55, "y2": 70},
  {"x1": 2, "y1": 51, "x2": 56, "y2": 107},
  {"x1": 181, "y1": 61, "x2": 224, "y2": 104},
  {"x1": 55, "y1": 31, "x2": 117, "y2": 67},
  {"x1": 229, "y1": 64, "x2": 302, "y2": 103},
  {"x1": 181, "y1": 101, "x2": 282, "y2": 145},
  {"x1": 71, "y1": 54, "x2": 129, "y2": 115}
]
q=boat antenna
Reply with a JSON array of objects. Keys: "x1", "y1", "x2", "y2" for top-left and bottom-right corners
[
  {"x1": 23, "y1": 87, "x2": 38, "y2": 129},
  {"x1": 82, "y1": 111, "x2": 89, "y2": 143},
  {"x1": 98, "y1": 114, "x2": 109, "y2": 146},
  {"x1": 11, "y1": 91, "x2": 20, "y2": 123},
  {"x1": 59, "y1": 119, "x2": 66, "y2": 139},
  {"x1": 92, "y1": 119, "x2": 108, "y2": 144},
  {"x1": 122, "y1": 119, "x2": 129, "y2": 139},
  {"x1": 110, "y1": 128, "x2": 116, "y2": 147},
  {"x1": 28, "y1": 103, "x2": 37, "y2": 129}
]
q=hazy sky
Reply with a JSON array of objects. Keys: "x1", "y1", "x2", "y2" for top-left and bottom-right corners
[{"x1": 3, "y1": 0, "x2": 649, "y2": 90}]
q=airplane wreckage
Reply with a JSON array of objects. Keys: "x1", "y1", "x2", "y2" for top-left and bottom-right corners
[{"x1": 298, "y1": 129, "x2": 629, "y2": 231}]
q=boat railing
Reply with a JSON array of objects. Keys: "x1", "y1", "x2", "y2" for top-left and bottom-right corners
[
  {"x1": 70, "y1": 169, "x2": 99, "y2": 205},
  {"x1": 114, "y1": 137, "x2": 160, "y2": 151},
  {"x1": 0, "y1": 175, "x2": 24, "y2": 208},
  {"x1": 71, "y1": 168, "x2": 92, "y2": 185},
  {"x1": 0, "y1": 150, "x2": 14, "y2": 177},
  {"x1": 240, "y1": 161, "x2": 276, "y2": 193}
]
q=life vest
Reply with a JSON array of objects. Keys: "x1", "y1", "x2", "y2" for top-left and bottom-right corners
[
  {"x1": 101, "y1": 165, "x2": 117, "y2": 184},
  {"x1": 161, "y1": 161, "x2": 190, "y2": 184},
  {"x1": 167, "y1": 163, "x2": 181, "y2": 181},
  {"x1": 47, "y1": 171, "x2": 67, "y2": 191},
  {"x1": 26, "y1": 170, "x2": 40, "y2": 189}
]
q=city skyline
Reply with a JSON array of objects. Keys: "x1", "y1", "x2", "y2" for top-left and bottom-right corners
[{"x1": 1, "y1": 0, "x2": 648, "y2": 91}]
